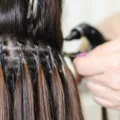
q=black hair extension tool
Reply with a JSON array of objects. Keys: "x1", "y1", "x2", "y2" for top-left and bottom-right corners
[
  {"x1": 65, "y1": 23, "x2": 105, "y2": 47},
  {"x1": 64, "y1": 23, "x2": 106, "y2": 60}
]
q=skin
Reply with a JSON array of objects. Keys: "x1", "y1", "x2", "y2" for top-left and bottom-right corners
[
  {"x1": 73, "y1": 13, "x2": 120, "y2": 110},
  {"x1": 97, "y1": 13, "x2": 120, "y2": 41}
]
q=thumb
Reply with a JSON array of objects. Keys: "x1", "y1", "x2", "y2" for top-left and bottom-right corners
[
  {"x1": 73, "y1": 39, "x2": 120, "y2": 76},
  {"x1": 73, "y1": 52, "x2": 104, "y2": 76}
]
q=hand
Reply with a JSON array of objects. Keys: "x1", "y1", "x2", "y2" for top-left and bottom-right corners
[
  {"x1": 74, "y1": 13, "x2": 120, "y2": 83},
  {"x1": 73, "y1": 39, "x2": 120, "y2": 110}
]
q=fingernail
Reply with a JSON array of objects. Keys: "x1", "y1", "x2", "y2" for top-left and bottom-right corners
[{"x1": 76, "y1": 52, "x2": 88, "y2": 58}]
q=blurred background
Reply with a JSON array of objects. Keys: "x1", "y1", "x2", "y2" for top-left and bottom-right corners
[
  {"x1": 62, "y1": 0, "x2": 120, "y2": 37},
  {"x1": 61, "y1": 0, "x2": 120, "y2": 120}
]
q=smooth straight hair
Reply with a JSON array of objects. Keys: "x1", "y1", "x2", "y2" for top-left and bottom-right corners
[{"x1": 0, "y1": 0, "x2": 84, "y2": 120}]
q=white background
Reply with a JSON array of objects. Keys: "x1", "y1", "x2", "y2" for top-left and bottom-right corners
[{"x1": 62, "y1": 0, "x2": 120, "y2": 37}]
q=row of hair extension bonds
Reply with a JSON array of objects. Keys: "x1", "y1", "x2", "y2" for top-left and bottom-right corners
[
  {"x1": 4, "y1": 40, "x2": 35, "y2": 120},
  {"x1": 24, "y1": 45, "x2": 84, "y2": 120},
  {"x1": 19, "y1": 44, "x2": 65, "y2": 120},
  {"x1": 34, "y1": 46, "x2": 84, "y2": 120},
  {"x1": 0, "y1": 36, "x2": 84, "y2": 120},
  {"x1": 31, "y1": 45, "x2": 65, "y2": 120}
]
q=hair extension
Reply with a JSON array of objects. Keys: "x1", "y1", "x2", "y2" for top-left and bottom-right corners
[
  {"x1": 48, "y1": 47, "x2": 65, "y2": 120},
  {"x1": 1, "y1": 37, "x2": 84, "y2": 120},
  {"x1": 0, "y1": 44, "x2": 10, "y2": 120},
  {"x1": 13, "y1": 65, "x2": 22, "y2": 120},
  {"x1": 21, "y1": 55, "x2": 35, "y2": 120},
  {"x1": 55, "y1": 53, "x2": 84, "y2": 120},
  {"x1": 34, "y1": 50, "x2": 52, "y2": 120},
  {"x1": 0, "y1": 0, "x2": 84, "y2": 120},
  {"x1": 37, "y1": 65, "x2": 51, "y2": 120}
]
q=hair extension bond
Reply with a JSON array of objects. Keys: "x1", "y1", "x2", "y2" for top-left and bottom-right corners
[{"x1": 0, "y1": 0, "x2": 84, "y2": 120}]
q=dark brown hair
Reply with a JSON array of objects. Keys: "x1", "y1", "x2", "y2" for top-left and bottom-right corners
[{"x1": 0, "y1": 0, "x2": 84, "y2": 120}]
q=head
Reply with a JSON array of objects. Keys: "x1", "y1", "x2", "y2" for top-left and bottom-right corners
[{"x1": 0, "y1": 0, "x2": 84, "y2": 120}]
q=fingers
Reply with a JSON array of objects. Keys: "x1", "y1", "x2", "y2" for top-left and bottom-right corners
[
  {"x1": 73, "y1": 55, "x2": 105, "y2": 76},
  {"x1": 85, "y1": 69, "x2": 120, "y2": 109},
  {"x1": 87, "y1": 81, "x2": 120, "y2": 109},
  {"x1": 85, "y1": 68, "x2": 120, "y2": 90},
  {"x1": 74, "y1": 40, "x2": 120, "y2": 76},
  {"x1": 93, "y1": 97, "x2": 113, "y2": 108},
  {"x1": 94, "y1": 97, "x2": 120, "y2": 110},
  {"x1": 73, "y1": 39, "x2": 120, "y2": 109},
  {"x1": 87, "y1": 81, "x2": 120, "y2": 102}
]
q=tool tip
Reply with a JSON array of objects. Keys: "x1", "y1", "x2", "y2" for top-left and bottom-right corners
[{"x1": 65, "y1": 30, "x2": 81, "y2": 41}]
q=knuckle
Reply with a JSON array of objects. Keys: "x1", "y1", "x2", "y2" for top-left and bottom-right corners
[
  {"x1": 93, "y1": 97, "x2": 105, "y2": 106},
  {"x1": 112, "y1": 60, "x2": 120, "y2": 68},
  {"x1": 111, "y1": 84, "x2": 120, "y2": 90},
  {"x1": 110, "y1": 80, "x2": 120, "y2": 90},
  {"x1": 114, "y1": 94, "x2": 120, "y2": 103},
  {"x1": 73, "y1": 59, "x2": 83, "y2": 75},
  {"x1": 93, "y1": 97, "x2": 99, "y2": 103},
  {"x1": 115, "y1": 104, "x2": 120, "y2": 110},
  {"x1": 93, "y1": 97, "x2": 113, "y2": 108}
]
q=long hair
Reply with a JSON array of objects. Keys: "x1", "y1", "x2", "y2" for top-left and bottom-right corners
[{"x1": 0, "y1": 0, "x2": 84, "y2": 120}]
